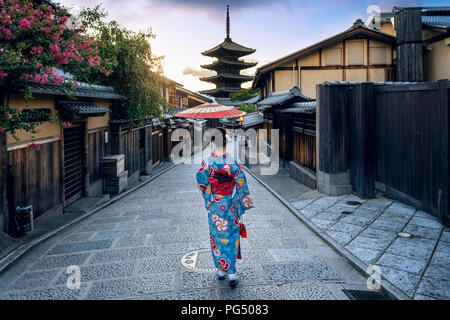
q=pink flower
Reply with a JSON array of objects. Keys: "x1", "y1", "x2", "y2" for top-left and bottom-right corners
[
  {"x1": 0, "y1": 67, "x2": 7, "y2": 79},
  {"x1": 19, "y1": 18, "x2": 31, "y2": 31},
  {"x1": 49, "y1": 43, "x2": 60, "y2": 55},
  {"x1": 0, "y1": 127, "x2": 5, "y2": 133}
]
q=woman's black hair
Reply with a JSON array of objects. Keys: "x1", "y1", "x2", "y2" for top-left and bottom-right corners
[{"x1": 211, "y1": 127, "x2": 227, "y2": 147}]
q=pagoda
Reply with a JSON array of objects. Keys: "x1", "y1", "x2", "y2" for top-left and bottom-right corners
[{"x1": 200, "y1": 5, "x2": 256, "y2": 98}]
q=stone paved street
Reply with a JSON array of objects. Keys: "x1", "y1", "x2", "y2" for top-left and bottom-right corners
[
  {"x1": 0, "y1": 163, "x2": 370, "y2": 300},
  {"x1": 293, "y1": 196, "x2": 450, "y2": 300},
  {"x1": 246, "y1": 163, "x2": 450, "y2": 300}
]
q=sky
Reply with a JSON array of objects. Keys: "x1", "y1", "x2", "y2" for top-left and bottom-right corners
[{"x1": 58, "y1": 0, "x2": 450, "y2": 92}]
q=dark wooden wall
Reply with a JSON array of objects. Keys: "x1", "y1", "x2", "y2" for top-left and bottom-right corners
[
  {"x1": 0, "y1": 132, "x2": 6, "y2": 231},
  {"x1": 152, "y1": 126, "x2": 164, "y2": 165},
  {"x1": 375, "y1": 81, "x2": 449, "y2": 224},
  {"x1": 88, "y1": 128, "x2": 110, "y2": 184},
  {"x1": 349, "y1": 83, "x2": 376, "y2": 198},
  {"x1": 317, "y1": 84, "x2": 350, "y2": 174},
  {"x1": 164, "y1": 127, "x2": 173, "y2": 158},
  {"x1": 292, "y1": 113, "x2": 316, "y2": 171},
  {"x1": 318, "y1": 80, "x2": 450, "y2": 225},
  {"x1": 122, "y1": 129, "x2": 140, "y2": 177},
  {"x1": 7, "y1": 140, "x2": 63, "y2": 219}
]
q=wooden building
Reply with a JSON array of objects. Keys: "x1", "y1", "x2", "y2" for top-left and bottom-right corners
[
  {"x1": 0, "y1": 80, "x2": 126, "y2": 234},
  {"x1": 175, "y1": 86, "x2": 212, "y2": 108},
  {"x1": 369, "y1": 6, "x2": 450, "y2": 82},
  {"x1": 160, "y1": 77, "x2": 183, "y2": 107},
  {"x1": 252, "y1": 19, "x2": 396, "y2": 99},
  {"x1": 257, "y1": 87, "x2": 317, "y2": 188},
  {"x1": 200, "y1": 5, "x2": 256, "y2": 98}
]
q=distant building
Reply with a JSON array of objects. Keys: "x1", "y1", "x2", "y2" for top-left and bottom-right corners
[
  {"x1": 160, "y1": 77, "x2": 183, "y2": 107},
  {"x1": 200, "y1": 5, "x2": 256, "y2": 98},
  {"x1": 252, "y1": 19, "x2": 396, "y2": 99},
  {"x1": 252, "y1": 6, "x2": 450, "y2": 99},
  {"x1": 160, "y1": 77, "x2": 211, "y2": 108},
  {"x1": 176, "y1": 87, "x2": 213, "y2": 108}
]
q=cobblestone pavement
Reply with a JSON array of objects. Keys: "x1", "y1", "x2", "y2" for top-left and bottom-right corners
[
  {"x1": 247, "y1": 161, "x2": 450, "y2": 300},
  {"x1": 292, "y1": 196, "x2": 450, "y2": 300},
  {"x1": 0, "y1": 163, "x2": 372, "y2": 300}
]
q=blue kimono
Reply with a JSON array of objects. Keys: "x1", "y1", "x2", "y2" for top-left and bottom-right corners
[{"x1": 196, "y1": 152, "x2": 254, "y2": 274}]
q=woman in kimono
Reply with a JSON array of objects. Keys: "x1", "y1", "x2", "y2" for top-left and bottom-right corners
[{"x1": 196, "y1": 128, "x2": 254, "y2": 287}]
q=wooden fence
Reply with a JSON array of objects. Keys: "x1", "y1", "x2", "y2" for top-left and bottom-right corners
[
  {"x1": 318, "y1": 80, "x2": 449, "y2": 225},
  {"x1": 292, "y1": 113, "x2": 316, "y2": 171},
  {"x1": 6, "y1": 140, "x2": 63, "y2": 221},
  {"x1": 110, "y1": 120, "x2": 153, "y2": 178},
  {"x1": 88, "y1": 127, "x2": 110, "y2": 186}
]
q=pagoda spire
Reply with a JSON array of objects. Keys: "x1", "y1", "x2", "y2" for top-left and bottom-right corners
[
  {"x1": 226, "y1": 5, "x2": 230, "y2": 40},
  {"x1": 200, "y1": 4, "x2": 256, "y2": 98}
]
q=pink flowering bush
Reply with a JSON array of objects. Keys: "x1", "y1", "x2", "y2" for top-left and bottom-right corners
[
  {"x1": 0, "y1": 0, "x2": 113, "y2": 140},
  {"x1": 0, "y1": 0, "x2": 112, "y2": 92}
]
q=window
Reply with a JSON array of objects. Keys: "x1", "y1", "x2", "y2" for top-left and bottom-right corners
[
  {"x1": 324, "y1": 48, "x2": 342, "y2": 66},
  {"x1": 370, "y1": 47, "x2": 387, "y2": 65},
  {"x1": 348, "y1": 41, "x2": 364, "y2": 65}
]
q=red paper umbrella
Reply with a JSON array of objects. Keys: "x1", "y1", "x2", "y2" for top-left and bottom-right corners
[{"x1": 174, "y1": 103, "x2": 246, "y2": 119}]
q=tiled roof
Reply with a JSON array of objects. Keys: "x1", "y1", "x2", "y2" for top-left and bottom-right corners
[
  {"x1": 242, "y1": 112, "x2": 263, "y2": 128},
  {"x1": 199, "y1": 87, "x2": 242, "y2": 96},
  {"x1": 202, "y1": 38, "x2": 256, "y2": 58},
  {"x1": 163, "y1": 107, "x2": 186, "y2": 119},
  {"x1": 200, "y1": 73, "x2": 253, "y2": 82},
  {"x1": 279, "y1": 101, "x2": 316, "y2": 114},
  {"x1": 422, "y1": 15, "x2": 450, "y2": 29},
  {"x1": 201, "y1": 59, "x2": 257, "y2": 71},
  {"x1": 257, "y1": 87, "x2": 313, "y2": 109},
  {"x1": 219, "y1": 112, "x2": 263, "y2": 129},
  {"x1": 58, "y1": 101, "x2": 110, "y2": 115},
  {"x1": 215, "y1": 96, "x2": 259, "y2": 107},
  {"x1": 26, "y1": 82, "x2": 127, "y2": 100}
]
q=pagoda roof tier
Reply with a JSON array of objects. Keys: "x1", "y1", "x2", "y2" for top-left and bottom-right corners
[
  {"x1": 201, "y1": 59, "x2": 257, "y2": 71},
  {"x1": 202, "y1": 38, "x2": 256, "y2": 58},
  {"x1": 200, "y1": 87, "x2": 242, "y2": 96},
  {"x1": 200, "y1": 73, "x2": 253, "y2": 83}
]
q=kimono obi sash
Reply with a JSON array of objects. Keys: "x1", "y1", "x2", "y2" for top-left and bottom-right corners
[{"x1": 208, "y1": 168, "x2": 235, "y2": 196}]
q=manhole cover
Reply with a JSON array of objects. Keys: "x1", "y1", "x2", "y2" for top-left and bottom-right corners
[
  {"x1": 180, "y1": 249, "x2": 216, "y2": 272},
  {"x1": 346, "y1": 201, "x2": 362, "y2": 206},
  {"x1": 342, "y1": 289, "x2": 389, "y2": 300},
  {"x1": 341, "y1": 211, "x2": 353, "y2": 215}
]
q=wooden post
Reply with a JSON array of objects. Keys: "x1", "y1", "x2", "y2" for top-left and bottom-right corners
[
  {"x1": 0, "y1": 128, "x2": 6, "y2": 233},
  {"x1": 6, "y1": 163, "x2": 15, "y2": 235},
  {"x1": 395, "y1": 8, "x2": 423, "y2": 82},
  {"x1": 350, "y1": 83, "x2": 376, "y2": 198},
  {"x1": 110, "y1": 122, "x2": 124, "y2": 155},
  {"x1": 438, "y1": 79, "x2": 449, "y2": 226},
  {"x1": 316, "y1": 83, "x2": 353, "y2": 195}
]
